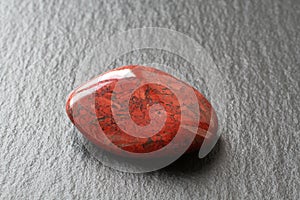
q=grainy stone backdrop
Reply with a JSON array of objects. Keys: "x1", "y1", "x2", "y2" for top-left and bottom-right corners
[{"x1": 0, "y1": 0, "x2": 299, "y2": 199}]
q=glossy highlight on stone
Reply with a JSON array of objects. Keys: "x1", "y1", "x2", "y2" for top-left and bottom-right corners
[{"x1": 66, "y1": 66, "x2": 218, "y2": 157}]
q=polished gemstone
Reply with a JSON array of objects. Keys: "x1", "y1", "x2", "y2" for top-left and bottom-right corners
[{"x1": 66, "y1": 66, "x2": 218, "y2": 157}]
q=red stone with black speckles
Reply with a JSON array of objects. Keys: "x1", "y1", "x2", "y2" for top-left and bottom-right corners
[{"x1": 66, "y1": 66, "x2": 218, "y2": 157}]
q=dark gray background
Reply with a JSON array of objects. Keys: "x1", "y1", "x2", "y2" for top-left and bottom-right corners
[{"x1": 1, "y1": 0, "x2": 299, "y2": 199}]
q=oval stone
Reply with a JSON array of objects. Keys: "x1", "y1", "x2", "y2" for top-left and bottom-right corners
[{"x1": 66, "y1": 66, "x2": 218, "y2": 158}]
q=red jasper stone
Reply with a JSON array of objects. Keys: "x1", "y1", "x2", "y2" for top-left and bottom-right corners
[{"x1": 66, "y1": 66, "x2": 218, "y2": 158}]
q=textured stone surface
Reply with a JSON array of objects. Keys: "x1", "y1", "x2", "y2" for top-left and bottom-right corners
[{"x1": 0, "y1": 0, "x2": 299, "y2": 199}]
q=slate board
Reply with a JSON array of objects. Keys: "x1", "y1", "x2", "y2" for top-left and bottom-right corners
[{"x1": 0, "y1": 0, "x2": 299, "y2": 199}]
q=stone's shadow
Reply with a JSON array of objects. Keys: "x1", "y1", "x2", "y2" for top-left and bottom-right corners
[{"x1": 158, "y1": 137, "x2": 223, "y2": 174}]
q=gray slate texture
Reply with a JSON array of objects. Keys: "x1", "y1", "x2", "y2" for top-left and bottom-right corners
[{"x1": 0, "y1": 0, "x2": 299, "y2": 199}]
